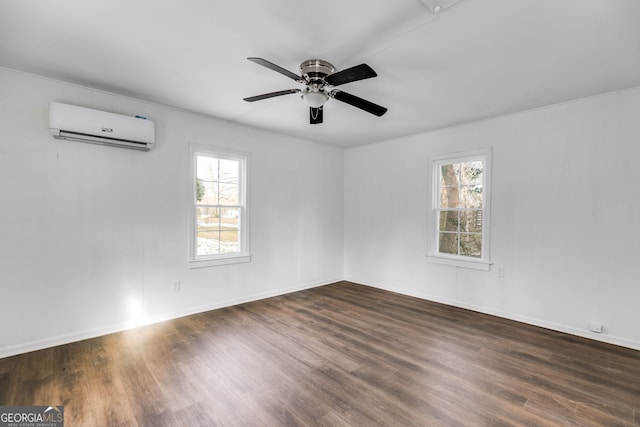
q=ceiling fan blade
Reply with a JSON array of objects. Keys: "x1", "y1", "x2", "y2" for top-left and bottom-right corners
[
  {"x1": 247, "y1": 57, "x2": 302, "y2": 82},
  {"x1": 243, "y1": 89, "x2": 300, "y2": 102},
  {"x1": 324, "y1": 64, "x2": 377, "y2": 86},
  {"x1": 310, "y1": 107, "x2": 323, "y2": 124},
  {"x1": 331, "y1": 90, "x2": 388, "y2": 117}
]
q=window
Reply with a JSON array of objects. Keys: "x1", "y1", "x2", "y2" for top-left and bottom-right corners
[
  {"x1": 189, "y1": 145, "x2": 250, "y2": 268},
  {"x1": 428, "y1": 148, "x2": 491, "y2": 270}
]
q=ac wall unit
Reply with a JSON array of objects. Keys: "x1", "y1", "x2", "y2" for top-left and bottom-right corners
[{"x1": 49, "y1": 102, "x2": 155, "y2": 151}]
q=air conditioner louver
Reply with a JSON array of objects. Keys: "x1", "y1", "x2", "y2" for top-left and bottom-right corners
[{"x1": 49, "y1": 102, "x2": 155, "y2": 151}]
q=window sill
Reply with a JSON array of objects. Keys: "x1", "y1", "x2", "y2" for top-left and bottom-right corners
[
  {"x1": 188, "y1": 254, "x2": 252, "y2": 269},
  {"x1": 426, "y1": 255, "x2": 491, "y2": 271}
]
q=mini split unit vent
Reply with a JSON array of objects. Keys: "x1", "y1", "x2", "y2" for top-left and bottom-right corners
[{"x1": 49, "y1": 102, "x2": 155, "y2": 151}]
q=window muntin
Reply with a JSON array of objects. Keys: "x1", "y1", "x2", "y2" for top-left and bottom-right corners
[
  {"x1": 189, "y1": 145, "x2": 250, "y2": 268},
  {"x1": 429, "y1": 149, "x2": 491, "y2": 268}
]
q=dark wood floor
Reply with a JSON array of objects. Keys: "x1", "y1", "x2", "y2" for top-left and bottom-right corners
[{"x1": 1, "y1": 281, "x2": 639, "y2": 426}]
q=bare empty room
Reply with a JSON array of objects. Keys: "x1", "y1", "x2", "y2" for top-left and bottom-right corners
[{"x1": 1, "y1": 1, "x2": 639, "y2": 426}]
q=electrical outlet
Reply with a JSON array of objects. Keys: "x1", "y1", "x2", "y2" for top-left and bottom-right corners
[
  {"x1": 495, "y1": 265, "x2": 505, "y2": 278},
  {"x1": 171, "y1": 280, "x2": 181, "y2": 292}
]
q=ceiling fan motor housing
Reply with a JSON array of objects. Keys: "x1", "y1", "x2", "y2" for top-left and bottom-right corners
[{"x1": 300, "y1": 59, "x2": 335, "y2": 82}]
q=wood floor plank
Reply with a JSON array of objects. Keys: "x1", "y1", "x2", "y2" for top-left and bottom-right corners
[{"x1": 1, "y1": 281, "x2": 639, "y2": 426}]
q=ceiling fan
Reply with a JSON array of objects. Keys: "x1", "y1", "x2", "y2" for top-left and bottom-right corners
[{"x1": 243, "y1": 57, "x2": 388, "y2": 124}]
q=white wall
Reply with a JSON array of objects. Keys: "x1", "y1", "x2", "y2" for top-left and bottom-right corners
[
  {"x1": 345, "y1": 86, "x2": 640, "y2": 350},
  {"x1": 0, "y1": 68, "x2": 344, "y2": 357},
  {"x1": 2, "y1": 66, "x2": 639, "y2": 357}
]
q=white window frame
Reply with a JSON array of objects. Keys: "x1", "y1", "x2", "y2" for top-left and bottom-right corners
[
  {"x1": 427, "y1": 148, "x2": 492, "y2": 270},
  {"x1": 188, "y1": 144, "x2": 251, "y2": 269}
]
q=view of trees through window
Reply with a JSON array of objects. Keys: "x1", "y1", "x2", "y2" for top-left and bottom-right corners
[
  {"x1": 438, "y1": 160, "x2": 484, "y2": 258},
  {"x1": 195, "y1": 155, "x2": 241, "y2": 256}
]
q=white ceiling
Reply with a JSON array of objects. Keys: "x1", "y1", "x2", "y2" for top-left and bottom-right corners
[{"x1": 2, "y1": 0, "x2": 640, "y2": 148}]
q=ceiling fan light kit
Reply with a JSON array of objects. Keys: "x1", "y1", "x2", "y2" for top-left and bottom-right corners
[
  {"x1": 243, "y1": 57, "x2": 387, "y2": 124},
  {"x1": 302, "y1": 87, "x2": 329, "y2": 108}
]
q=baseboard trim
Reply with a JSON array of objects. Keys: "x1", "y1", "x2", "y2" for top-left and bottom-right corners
[
  {"x1": 0, "y1": 277, "x2": 342, "y2": 359},
  {"x1": 345, "y1": 277, "x2": 640, "y2": 352},
  {"x1": 6, "y1": 276, "x2": 636, "y2": 359}
]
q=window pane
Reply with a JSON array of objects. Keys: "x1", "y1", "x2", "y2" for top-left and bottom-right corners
[
  {"x1": 438, "y1": 232, "x2": 458, "y2": 255},
  {"x1": 220, "y1": 208, "x2": 240, "y2": 253},
  {"x1": 219, "y1": 159, "x2": 239, "y2": 184},
  {"x1": 460, "y1": 210, "x2": 483, "y2": 233},
  {"x1": 460, "y1": 233, "x2": 482, "y2": 258},
  {"x1": 197, "y1": 156, "x2": 219, "y2": 205},
  {"x1": 439, "y1": 186, "x2": 460, "y2": 208},
  {"x1": 219, "y1": 207, "x2": 239, "y2": 228},
  {"x1": 218, "y1": 182, "x2": 239, "y2": 205},
  {"x1": 439, "y1": 162, "x2": 460, "y2": 209},
  {"x1": 197, "y1": 206, "x2": 219, "y2": 227},
  {"x1": 198, "y1": 181, "x2": 217, "y2": 205},
  {"x1": 197, "y1": 207, "x2": 221, "y2": 254},
  {"x1": 197, "y1": 231, "x2": 220, "y2": 256},
  {"x1": 439, "y1": 211, "x2": 458, "y2": 232},
  {"x1": 440, "y1": 163, "x2": 460, "y2": 187},
  {"x1": 460, "y1": 161, "x2": 483, "y2": 185},
  {"x1": 220, "y1": 230, "x2": 239, "y2": 253},
  {"x1": 195, "y1": 177, "x2": 206, "y2": 203},
  {"x1": 460, "y1": 185, "x2": 483, "y2": 208},
  {"x1": 197, "y1": 156, "x2": 218, "y2": 181},
  {"x1": 217, "y1": 206, "x2": 239, "y2": 254}
]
